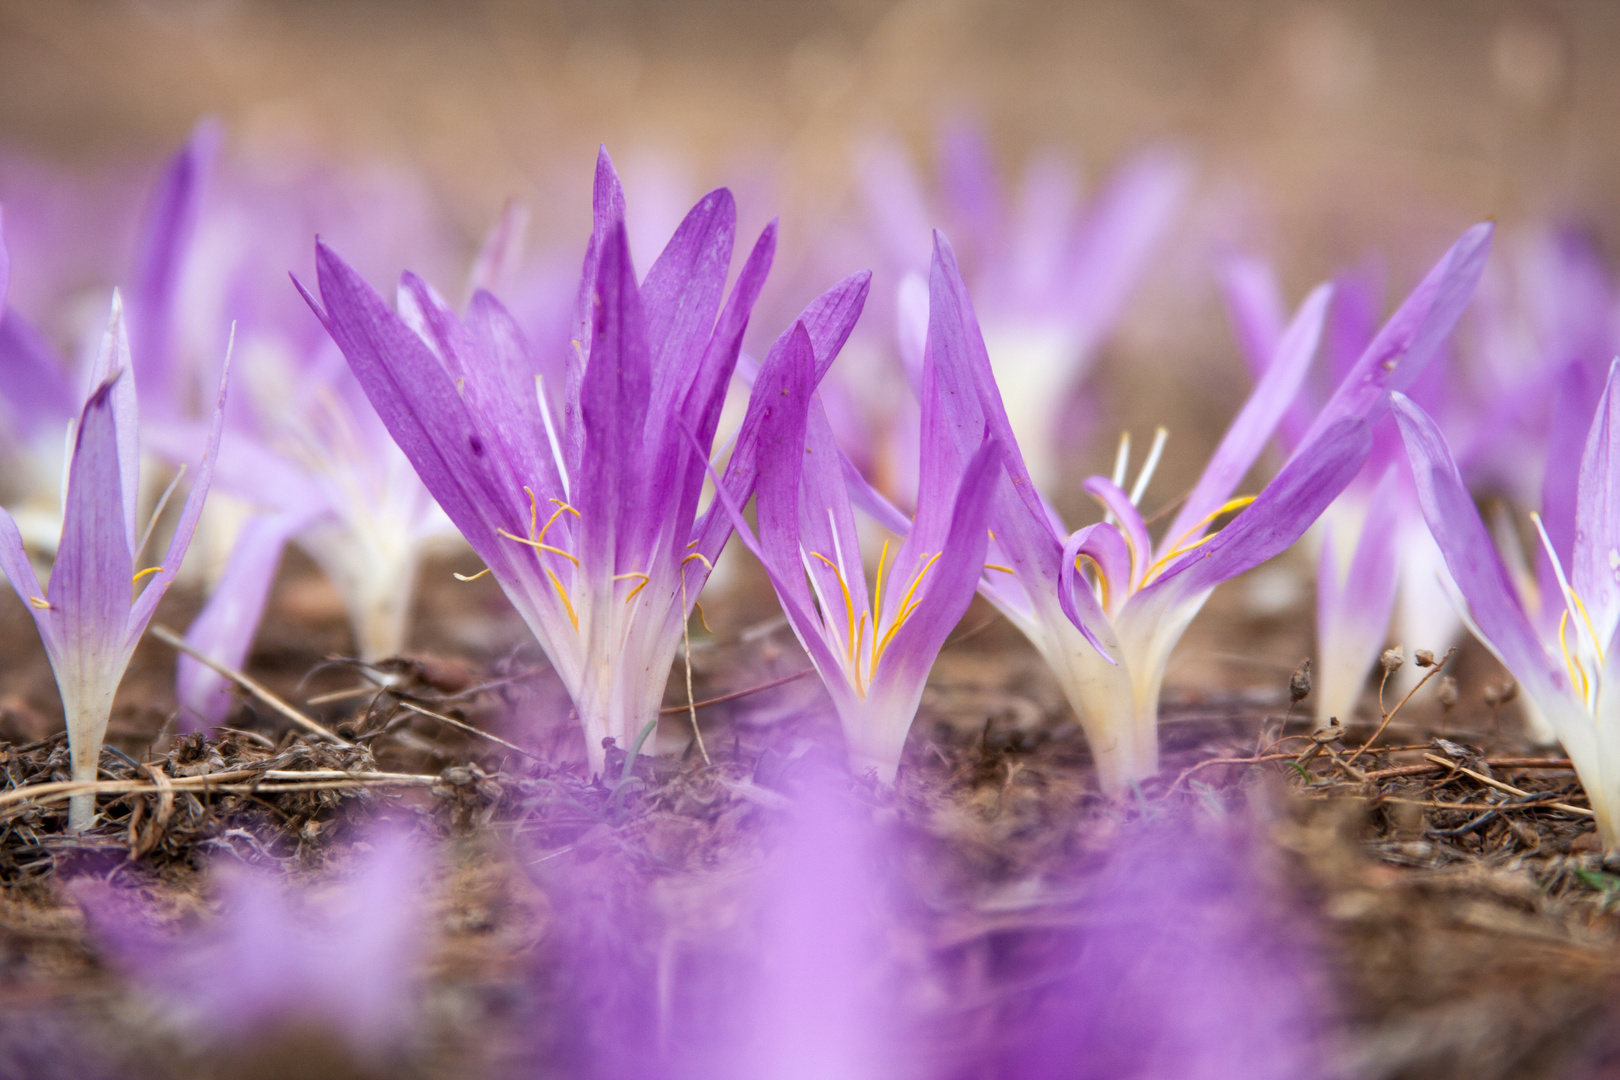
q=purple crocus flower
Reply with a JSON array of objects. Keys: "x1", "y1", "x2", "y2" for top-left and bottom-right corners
[
  {"x1": 863, "y1": 123, "x2": 1190, "y2": 493},
  {"x1": 1395, "y1": 360, "x2": 1620, "y2": 845},
  {"x1": 307, "y1": 148, "x2": 870, "y2": 775},
  {"x1": 1219, "y1": 238, "x2": 1492, "y2": 723},
  {"x1": 76, "y1": 822, "x2": 429, "y2": 1054},
  {"x1": 902, "y1": 228, "x2": 1369, "y2": 794},
  {"x1": 0, "y1": 294, "x2": 227, "y2": 829},
  {"x1": 709, "y1": 322, "x2": 1003, "y2": 781}
]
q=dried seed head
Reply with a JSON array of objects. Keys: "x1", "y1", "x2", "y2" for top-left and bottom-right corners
[
  {"x1": 1484, "y1": 678, "x2": 1518, "y2": 707},
  {"x1": 1288, "y1": 659, "x2": 1312, "y2": 704},
  {"x1": 1414, "y1": 649, "x2": 1436, "y2": 668},
  {"x1": 1379, "y1": 647, "x2": 1405, "y2": 674},
  {"x1": 1437, "y1": 675, "x2": 1459, "y2": 711}
]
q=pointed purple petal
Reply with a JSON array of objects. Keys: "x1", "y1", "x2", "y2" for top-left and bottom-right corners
[
  {"x1": 1217, "y1": 252, "x2": 1287, "y2": 381},
  {"x1": 0, "y1": 307, "x2": 75, "y2": 438},
  {"x1": 1391, "y1": 393, "x2": 1556, "y2": 690},
  {"x1": 1165, "y1": 283, "x2": 1331, "y2": 545},
  {"x1": 1574, "y1": 360, "x2": 1620, "y2": 648},
  {"x1": 1144, "y1": 417, "x2": 1370, "y2": 602},
  {"x1": 0, "y1": 507, "x2": 54, "y2": 652},
  {"x1": 1300, "y1": 223, "x2": 1492, "y2": 446}
]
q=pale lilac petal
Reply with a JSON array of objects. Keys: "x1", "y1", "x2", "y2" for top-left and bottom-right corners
[
  {"x1": 1083, "y1": 476, "x2": 1153, "y2": 585},
  {"x1": 82, "y1": 297, "x2": 141, "y2": 554},
  {"x1": 0, "y1": 506, "x2": 54, "y2": 652},
  {"x1": 1059, "y1": 522, "x2": 1132, "y2": 625},
  {"x1": 0, "y1": 308, "x2": 74, "y2": 438},
  {"x1": 1540, "y1": 359, "x2": 1602, "y2": 572},
  {"x1": 1216, "y1": 252, "x2": 1286, "y2": 381},
  {"x1": 463, "y1": 199, "x2": 529, "y2": 303},
  {"x1": 896, "y1": 271, "x2": 928, "y2": 396},
  {"x1": 1142, "y1": 417, "x2": 1370, "y2": 603},
  {"x1": 129, "y1": 120, "x2": 220, "y2": 409},
  {"x1": 1574, "y1": 359, "x2": 1620, "y2": 648},
  {"x1": 1391, "y1": 392, "x2": 1559, "y2": 694},
  {"x1": 1165, "y1": 284, "x2": 1330, "y2": 545},
  {"x1": 177, "y1": 509, "x2": 318, "y2": 731},
  {"x1": 1315, "y1": 469, "x2": 1402, "y2": 723},
  {"x1": 1300, "y1": 223, "x2": 1492, "y2": 448}
]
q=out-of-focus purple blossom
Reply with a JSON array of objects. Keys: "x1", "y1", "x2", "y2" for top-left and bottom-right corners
[
  {"x1": 861, "y1": 123, "x2": 1190, "y2": 495},
  {"x1": 996, "y1": 804, "x2": 1332, "y2": 1080},
  {"x1": 1395, "y1": 360, "x2": 1620, "y2": 846},
  {"x1": 908, "y1": 228, "x2": 1380, "y2": 795},
  {"x1": 74, "y1": 822, "x2": 431, "y2": 1055},
  {"x1": 0, "y1": 289, "x2": 227, "y2": 830},
  {"x1": 709, "y1": 320, "x2": 1002, "y2": 781},
  {"x1": 309, "y1": 148, "x2": 870, "y2": 775}
]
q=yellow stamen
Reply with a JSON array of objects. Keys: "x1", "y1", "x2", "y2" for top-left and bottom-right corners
[
  {"x1": 615, "y1": 571, "x2": 651, "y2": 605},
  {"x1": 810, "y1": 551, "x2": 858, "y2": 654},
  {"x1": 983, "y1": 563, "x2": 1016, "y2": 574},
  {"x1": 853, "y1": 611, "x2": 868, "y2": 694},
  {"x1": 694, "y1": 601, "x2": 711, "y2": 634},
  {"x1": 546, "y1": 567, "x2": 578, "y2": 632},
  {"x1": 1559, "y1": 610, "x2": 1590, "y2": 704},
  {"x1": 523, "y1": 486, "x2": 540, "y2": 538},
  {"x1": 548, "y1": 498, "x2": 581, "y2": 518},
  {"x1": 873, "y1": 552, "x2": 941, "y2": 665},
  {"x1": 453, "y1": 568, "x2": 492, "y2": 582},
  {"x1": 497, "y1": 528, "x2": 580, "y2": 565},
  {"x1": 1076, "y1": 553, "x2": 1111, "y2": 612},
  {"x1": 681, "y1": 552, "x2": 715, "y2": 572},
  {"x1": 1573, "y1": 591, "x2": 1606, "y2": 667},
  {"x1": 28, "y1": 597, "x2": 50, "y2": 610},
  {"x1": 871, "y1": 539, "x2": 891, "y2": 631},
  {"x1": 1141, "y1": 495, "x2": 1257, "y2": 586},
  {"x1": 131, "y1": 566, "x2": 163, "y2": 586}
]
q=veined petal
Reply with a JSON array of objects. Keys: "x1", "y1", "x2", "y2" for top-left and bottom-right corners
[
  {"x1": 1165, "y1": 283, "x2": 1330, "y2": 546},
  {"x1": 752, "y1": 324, "x2": 821, "y2": 617},
  {"x1": 48, "y1": 375, "x2": 134, "y2": 668},
  {"x1": 643, "y1": 187, "x2": 735, "y2": 425},
  {"x1": 307, "y1": 242, "x2": 525, "y2": 574},
  {"x1": 1217, "y1": 252, "x2": 1286, "y2": 381},
  {"x1": 1141, "y1": 417, "x2": 1369, "y2": 604},
  {"x1": 577, "y1": 219, "x2": 651, "y2": 578},
  {"x1": 1056, "y1": 523, "x2": 1127, "y2": 660},
  {"x1": 1300, "y1": 223, "x2": 1492, "y2": 448},
  {"x1": 84, "y1": 295, "x2": 141, "y2": 555},
  {"x1": 1391, "y1": 392, "x2": 1559, "y2": 694},
  {"x1": 1574, "y1": 359, "x2": 1620, "y2": 650}
]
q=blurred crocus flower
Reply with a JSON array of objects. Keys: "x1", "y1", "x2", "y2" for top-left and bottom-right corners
[
  {"x1": 76, "y1": 823, "x2": 430, "y2": 1055},
  {"x1": 0, "y1": 295, "x2": 226, "y2": 830},
  {"x1": 915, "y1": 229, "x2": 1369, "y2": 795},
  {"x1": 1396, "y1": 361, "x2": 1620, "y2": 846},
  {"x1": 1219, "y1": 237, "x2": 1492, "y2": 723},
  {"x1": 711, "y1": 322, "x2": 1002, "y2": 781},
  {"x1": 309, "y1": 148, "x2": 870, "y2": 775},
  {"x1": 1001, "y1": 806, "x2": 1331, "y2": 1079},
  {"x1": 863, "y1": 124, "x2": 1190, "y2": 493}
]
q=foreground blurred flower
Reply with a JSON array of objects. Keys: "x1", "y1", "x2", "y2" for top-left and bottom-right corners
[
  {"x1": 0, "y1": 295, "x2": 226, "y2": 830},
  {"x1": 1395, "y1": 361, "x2": 1620, "y2": 845},
  {"x1": 75, "y1": 823, "x2": 429, "y2": 1055},
  {"x1": 1000, "y1": 805, "x2": 1331, "y2": 1079},
  {"x1": 914, "y1": 229, "x2": 1370, "y2": 795},
  {"x1": 710, "y1": 323, "x2": 1003, "y2": 781},
  {"x1": 308, "y1": 149, "x2": 869, "y2": 774}
]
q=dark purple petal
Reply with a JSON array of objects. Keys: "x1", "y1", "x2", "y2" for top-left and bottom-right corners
[{"x1": 642, "y1": 187, "x2": 734, "y2": 424}]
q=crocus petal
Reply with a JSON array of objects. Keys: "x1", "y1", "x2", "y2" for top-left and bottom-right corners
[
  {"x1": 0, "y1": 308, "x2": 75, "y2": 439},
  {"x1": 642, "y1": 186, "x2": 734, "y2": 425},
  {"x1": 1164, "y1": 283, "x2": 1330, "y2": 546},
  {"x1": 129, "y1": 119, "x2": 219, "y2": 410},
  {"x1": 1540, "y1": 359, "x2": 1602, "y2": 577},
  {"x1": 1217, "y1": 252, "x2": 1286, "y2": 381},
  {"x1": 1142, "y1": 417, "x2": 1370, "y2": 603},
  {"x1": 48, "y1": 374, "x2": 134, "y2": 663},
  {"x1": 1082, "y1": 476, "x2": 1153, "y2": 587},
  {"x1": 1574, "y1": 359, "x2": 1620, "y2": 650},
  {"x1": 177, "y1": 508, "x2": 319, "y2": 730},
  {"x1": 1315, "y1": 468, "x2": 1402, "y2": 724},
  {"x1": 1299, "y1": 223, "x2": 1492, "y2": 448},
  {"x1": 0, "y1": 506, "x2": 55, "y2": 653},
  {"x1": 1059, "y1": 522, "x2": 1132, "y2": 632},
  {"x1": 82, "y1": 295, "x2": 141, "y2": 554},
  {"x1": 1391, "y1": 392, "x2": 1558, "y2": 694}
]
